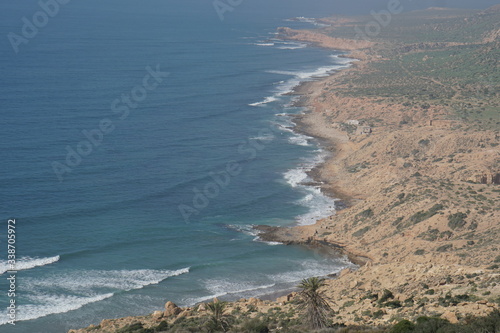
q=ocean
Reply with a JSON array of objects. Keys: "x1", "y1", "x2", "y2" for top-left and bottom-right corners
[{"x1": 0, "y1": 1, "x2": 354, "y2": 332}]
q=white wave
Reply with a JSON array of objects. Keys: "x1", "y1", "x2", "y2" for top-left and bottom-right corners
[
  {"x1": 315, "y1": 23, "x2": 331, "y2": 28},
  {"x1": 282, "y1": 151, "x2": 338, "y2": 225},
  {"x1": 22, "y1": 267, "x2": 190, "y2": 292},
  {"x1": 286, "y1": 16, "x2": 316, "y2": 23},
  {"x1": 225, "y1": 224, "x2": 281, "y2": 246},
  {"x1": 185, "y1": 280, "x2": 277, "y2": 305},
  {"x1": 0, "y1": 293, "x2": 115, "y2": 326},
  {"x1": 283, "y1": 150, "x2": 329, "y2": 189},
  {"x1": 270, "y1": 259, "x2": 348, "y2": 283},
  {"x1": 265, "y1": 64, "x2": 344, "y2": 97},
  {"x1": 249, "y1": 96, "x2": 278, "y2": 107},
  {"x1": 184, "y1": 259, "x2": 352, "y2": 307},
  {"x1": 268, "y1": 54, "x2": 353, "y2": 83},
  {"x1": 188, "y1": 260, "x2": 350, "y2": 307},
  {"x1": 277, "y1": 45, "x2": 307, "y2": 50},
  {"x1": 267, "y1": 70, "x2": 297, "y2": 76},
  {"x1": 186, "y1": 259, "x2": 350, "y2": 306},
  {"x1": 248, "y1": 56, "x2": 352, "y2": 226},
  {"x1": 253, "y1": 238, "x2": 282, "y2": 246},
  {"x1": 254, "y1": 42, "x2": 275, "y2": 47},
  {"x1": 0, "y1": 267, "x2": 190, "y2": 325},
  {"x1": 250, "y1": 134, "x2": 275, "y2": 142},
  {"x1": 272, "y1": 112, "x2": 294, "y2": 126},
  {"x1": 276, "y1": 42, "x2": 308, "y2": 50},
  {"x1": 296, "y1": 187, "x2": 337, "y2": 225},
  {"x1": 268, "y1": 65, "x2": 341, "y2": 80},
  {"x1": 185, "y1": 292, "x2": 229, "y2": 305},
  {"x1": 278, "y1": 125, "x2": 294, "y2": 133},
  {"x1": 288, "y1": 133, "x2": 310, "y2": 146},
  {"x1": 225, "y1": 224, "x2": 260, "y2": 237},
  {"x1": 283, "y1": 167, "x2": 308, "y2": 188},
  {"x1": 330, "y1": 54, "x2": 357, "y2": 65},
  {"x1": 0, "y1": 255, "x2": 60, "y2": 275},
  {"x1": 286, "y1": 17, "x2": 331, "y2": 27}
]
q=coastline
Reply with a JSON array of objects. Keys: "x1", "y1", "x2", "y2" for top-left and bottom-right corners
[
  {"x1": 68, "y1": 30, "x2": 371, "y2": 333},
  {"x1": 70, "y1": 8, "x2": 500, "y2": 332},
  {"x1": 254, "y1": 8, "x2": 500, "y2": 324},
  {"x1": 255, "y1": 49, "x2": 371, "y2": 266}
]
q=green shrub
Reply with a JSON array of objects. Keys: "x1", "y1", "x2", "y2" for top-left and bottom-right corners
[
  {"x1": 440, "y1": 230, "x2": 453, "y2": 239},
  {"x1": 393, "y1": 216, "x2": 404, "y2": 226},
  {"x1": 347, "y1": 162, "x2": 370, "y2": 173},
  {"x1": 342, "y1": 300, "x2": 355, "y2": 308},
  {"x1": 448, "y1": 212, "x2": 468, "y2": 230},
  {"x1": 414, "y1": 316, "x2": 450, "y2": 332},
  {"x1": 240, "y1": 318, "x2": 270, "y2": 333},
  {"x1": 116, "y1": 323, "x2": 154, "y2": 333},
  {"x1": 247, "y1": 304, "x2": 258, "y2": 312},
  {"x1": 373, "y1": 310, "x2": 385, "y2": 319},
  {"x1": 384, "y1": 311, "x2": 500, "y2": 333},
  {"x1": 410, "y1": 204, "x2": 444, "y2": 224},
  {"x1": 379, "y1": 289, "x2": 394, "y2": 303},
  {"x1": 436, "y1": 244, "x2": 453, "y2": 252},
  {"x1": 390, "y1": 319, "x2": 415, "y2": 333},
  {"x1": 466, "y1": 221, "x2": 477, "y2": 230},
  {"x1": 438, "y1": 293, "x2": 470, "y2": 307},
  {"x1": 414, "y1": 249, "x2": 425, "y2": 255},
  {"x1": 353, "y1": 226, "x2": 371, "y2": 237},
  {"x1": 384, "y1": 300, "x2": 402, "y2": 308},
  {"x1": 465, "y1": 310, "x2": 500, "y2": 333},
  {"x1": 357, "y1": 208, "x2": 374, "y2": 219},
  {"x1": 403, "y1": 297, "x2": 414, "y2": 307},
  {"x1": 418, "y1": 139, "x2": 430, "y2": 146},
  {"x1": 154, "y1": 321, "x2": 169, "y2": 332},
  {"x1": 417, "y1": 297, "x2": 429, "y2": 307},
  {"x1": 361, "y1": 293, "x2": 379, "y2": 302}
]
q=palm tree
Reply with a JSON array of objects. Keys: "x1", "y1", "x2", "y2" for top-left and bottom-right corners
[
  {"x1": 205, "y1": 300, "x2": 230, "y2": 332},
  {"x1": 296, "y1": 277, "x2": 332, "y2": 330}
]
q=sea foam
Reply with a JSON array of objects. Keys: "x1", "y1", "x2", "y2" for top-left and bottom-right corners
[
  {"x1": 0, "y1": 255, "x2": 60, "y2": 275},
  {"x1": 283, "y1": 150, "x2": 338, "y2": 225},
  {"x1": 0, "y1": 267, "x2": 190, "y2": 325}
]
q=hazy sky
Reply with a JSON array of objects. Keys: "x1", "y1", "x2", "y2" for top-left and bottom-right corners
[
  {"x1": 209, "y1": 0, "x2": 500, "y2": 23},
  {"x1": 248, "y1": 0, "x2": 500, "y2": 16}
]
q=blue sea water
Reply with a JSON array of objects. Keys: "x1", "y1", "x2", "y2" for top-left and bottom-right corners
[{"x1": 0, "y1": 1, "x2": 355, "y2": 332}]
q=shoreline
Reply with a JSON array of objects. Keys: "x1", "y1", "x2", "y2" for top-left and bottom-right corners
[
  {"x1": 199, "y1": 52, "x2": 369, "y2": 309},
  {"x1": 70, "y1": 8, "x2": 500, "y2": 331},
  {"x1": 255, "y1": 49, "x2": 371, "y2": 266},
  {"x1": 256, "y1": 10, "x2": 499, "y2": 320}
]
